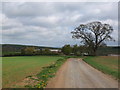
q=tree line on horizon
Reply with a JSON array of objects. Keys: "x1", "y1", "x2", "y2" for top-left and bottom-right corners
[
  {"x1": 2, "y1": 44, "x2": 119, "y2": 57},
  {"x1": 21, "y1": 47, "x2": 60, "y2": 56}
]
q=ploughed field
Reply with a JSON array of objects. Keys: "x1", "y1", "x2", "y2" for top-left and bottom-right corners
[{"x1": 2, "y1": 56, "x2": 63, "y2": 88}]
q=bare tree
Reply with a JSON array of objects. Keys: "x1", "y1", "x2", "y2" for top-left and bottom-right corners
[{"x1": 71, "y1": 21, "x2": 114, "y2": 55}]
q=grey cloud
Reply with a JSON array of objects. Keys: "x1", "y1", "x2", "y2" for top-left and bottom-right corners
[{"x1": 2, "y1": 2, "x2": 118, "y2": 47}]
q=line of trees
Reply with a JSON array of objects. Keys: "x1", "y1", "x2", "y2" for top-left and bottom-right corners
[
  {"x1": 61, "y1": 44, "x2": 90, "y2": 56},
  {"x1": 61, "y1": 44, "x2": 108, "y2": 56},
  {"x1": 21, "y1": 47, "x2": 60, "y2": 56}
]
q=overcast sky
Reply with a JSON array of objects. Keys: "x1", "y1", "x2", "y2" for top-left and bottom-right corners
[{"x1": 1, "y1": 2, "x2": 118, "y2": 47}]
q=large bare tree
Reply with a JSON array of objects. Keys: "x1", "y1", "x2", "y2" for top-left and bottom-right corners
[{"x1": 71, "y1": 21, "x2": 114, "y2": 55}]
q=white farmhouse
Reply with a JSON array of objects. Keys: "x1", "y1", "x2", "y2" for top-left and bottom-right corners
[{"x1": 49, "y1": 49, "x2": 61, "y2": 53}]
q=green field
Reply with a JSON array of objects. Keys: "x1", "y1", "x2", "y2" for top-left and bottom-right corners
[
  {"x1": 84, "y1": 56, "x2": 119, "y2": 79},
  {"x1": 2, "y1": 56, "x2": 63, "y2": 88}
]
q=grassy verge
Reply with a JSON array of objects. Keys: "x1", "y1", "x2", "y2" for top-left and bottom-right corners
[
  {"x1": 25, "y1": 57, "x2": 68, "y2": 88},
  {"x1": 83, "y1": 56, "x2": 119, "y2": 80}
]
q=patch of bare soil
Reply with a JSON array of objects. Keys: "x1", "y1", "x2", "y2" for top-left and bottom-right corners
[{"x1": 15, "y1": 76, "x2": 40, "y2": 88}]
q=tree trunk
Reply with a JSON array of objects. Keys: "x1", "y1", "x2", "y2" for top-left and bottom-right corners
[
  {"x1": 93, "y1": 46, "x2": 98, "y2": 56},
  {"x1": 93, "y1": 49, "x2": 97, "y2": 56}
]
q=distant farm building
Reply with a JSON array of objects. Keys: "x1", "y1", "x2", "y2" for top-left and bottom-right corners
[
  {"x1": 108, "y1": 54, "x2": 120, "y2": 56},
  {"x1": 49, "y1": 49, "x2": 61, "y2": 53}
]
